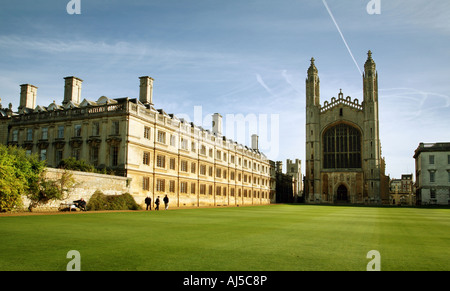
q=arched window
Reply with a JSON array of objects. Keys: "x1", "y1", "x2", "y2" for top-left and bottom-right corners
[{"x1": 323, "y1": 123, "x2": 361, "y2": 169}]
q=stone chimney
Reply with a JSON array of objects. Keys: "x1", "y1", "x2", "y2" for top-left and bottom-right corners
[
  {"x1": 251, "y1": 134, "x2": 259, "y2": 151},
  {"x1": 139, "y1": 76, "x2": 154, "y2": 105},
  {"x1": 63, "y1": 76, "x2": 83, "y2": 105},
  {"x1": 19, "y1": 84, "x2": 38, "y2": 110},
  {"x1": 212, "y1": 113, "x2": 223, "y2": 136}
]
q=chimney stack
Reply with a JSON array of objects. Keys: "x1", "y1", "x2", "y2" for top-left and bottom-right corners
[
  {"x1": 19, "y1": 84, "x2": 38, "y2": 110},
  {"x1": 251, "y1": 134, "x2": 259, "y2": 151},
  {"x1": 212, "y1": 113, "x2": 223, "y2": 136},
  {"x1": 63, "y1": 76, "x2": 83, "y2": 105},
  {"x1": 139, "y1": 76, "x2": 154, "y2": 106}
]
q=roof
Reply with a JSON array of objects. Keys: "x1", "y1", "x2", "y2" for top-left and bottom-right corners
[{"x1": 413, "y1": 142, "x2": 450, "y2": 158}]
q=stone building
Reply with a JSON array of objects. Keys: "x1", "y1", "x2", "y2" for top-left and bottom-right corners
[
  {"x1": 389, "y1": 174, "x2": 416, "y2": 206},
  {"x1": 414, "y1": 142, "x2": 450, "y2": 205},
  {"x1": 286, "y1": 159, "x2": 303, "y2": 201},
  {"x1": 304, "y1": 51, "x2": 389, "y2": 204},
  {"x1": 0, "y1": 76, "x2": 273, "y2": 208}
]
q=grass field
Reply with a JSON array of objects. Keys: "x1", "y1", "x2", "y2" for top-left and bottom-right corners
[{"x1": 0, "y1": 204, "x2": 449, "y2": 271}]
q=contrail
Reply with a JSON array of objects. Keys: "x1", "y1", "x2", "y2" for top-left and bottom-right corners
[{"x1": 322, "y1": 0, "x2": 362, "y2": 76}]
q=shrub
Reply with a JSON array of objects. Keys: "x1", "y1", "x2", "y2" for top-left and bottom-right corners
[
  {"x1": 58, "y1": 157, "x2": 95, "y2": 173},
  {"x1": 87, "y1": 191, "x2": 141, "y2": 211}
]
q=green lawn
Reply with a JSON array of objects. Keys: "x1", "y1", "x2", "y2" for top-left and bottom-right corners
[{"x1": 0, "y1": 205, "x2": 449, "y2": 271}]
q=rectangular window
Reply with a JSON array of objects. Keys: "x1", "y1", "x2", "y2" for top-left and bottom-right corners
[
  {"x1": 74, "y1": 124, "x2": 82, "y2": 137},
  {"x1": 40, "y1": 149, "x2": 47, "y2": 161},
  {"x1": 143, "y1": 177, "x2": 150, "y2": 191},
  {"x1": 430, "y1": 171, "x2": 435, "y2": 183},
  {"x1": 170, "y1": 134, "x2": 176, "y2": 146},
  {"x1": 56, "y1": 149, "x2": 63, "y2": 165},
  {"x1": 216, "y1": 168, "x2": 221, "y2": 178},
  {"x1": 200, "y1": 145, "x2": 206, "y2": 155},
  {"x1": 58, "y1": 126, "x2": 64, "y2": 139},
  {"x1": 208, "y1": 185, "x2": 213, "y2": 195},
  {"x1": 156, "y1": 179, "x2": 165, "y2": 192},
  {"x1": 181, "y1": 160, "x2": 188, "y2": 172},
  {"x1": 180, "y1": 138, "x2": 187, "y2": 150},
  {"x1": 111, "y1": 145, "x2": 119, "y2": 166},
  {"x1": 170, "y1": 158, "x2": 176, "y2": 170},
  {"x1": 429, "y1": 155, "x2": 435, "y2": 164},
  {"x1": 144, "y1": 126, "x2": 151, "y2": 140},
  {"x1": 191, "y1": 141, "x2": 196, "y2": 153},
  {"x1": 90, "y1": 147, "x2": 99, "y2": 166},
  {"x1": 157, "y1": 131, "x2": 166, "y2": 144},
  {"x1": 209, "y1": 166, "x2": 213, "y2": 177},
  {"x1": 200, "y1": 165, "x2": 206, "y2": 175},
  {"x1": 180, "y1": 182, "x2": 187, "y2": 193},
  {"x1": 191, "y1": 162, "x2": 196, "y2": 174},
  {"x1": 169, "y1": 180, "x2": 175, "y2": 193},
  {"x1": 200, "y1": 184, "x2": 206, "y2": 195},
  {"x1": 12, "y1": 129, "x2": 18, "y2": 142},
  {"x1": 430, "y1": 188, "x2": 436, "y2": 199},
  {"x1": 112, "y1": 121, "x2": 120, "y2": 135},
  {"x1": 27, "y1": 128, "x2": 33, "y2": 141},
  {"x1": 41, "y1": 127, "x2": 48, "y2": 140},
  {"x1": 191, "y1": 183, "x2": 196, "y2": 194},
  {"x1": 143, "y1": 152, "x2": 150, "y2": 165},
  {"x1": 156, "y1": 155, "x2": 166, "y2": 168},
  {"x1": 92, "y1": 122, "x2": 100, "y2": 136}
]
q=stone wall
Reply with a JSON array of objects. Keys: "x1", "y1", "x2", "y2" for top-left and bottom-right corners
[{"x1": 22, "y1": 168, "x2": 131, "y2": 211}]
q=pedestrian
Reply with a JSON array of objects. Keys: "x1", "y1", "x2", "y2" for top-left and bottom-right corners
[
  {"x1": 145, "y1": 196, "x2": 151, "y2": 210},
  {"x1": 155, "y1": 196, "x2": 160, "y2": 211},
  {"x1": 163, "y1": 195, "x2": 169, "y2": 210}
]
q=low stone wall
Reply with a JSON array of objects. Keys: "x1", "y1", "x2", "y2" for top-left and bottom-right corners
[{"x1": 22, "y1": 168, "x2": 131, "y2": 211}]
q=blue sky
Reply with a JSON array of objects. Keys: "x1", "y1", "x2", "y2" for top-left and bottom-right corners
[{"x1": 1, "y1": 0, "x2": 449, "y2": 178}]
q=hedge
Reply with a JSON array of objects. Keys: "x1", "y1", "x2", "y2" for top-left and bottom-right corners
[{"x1": 87, "y1": 190, "x2": 141, "y2": 211}]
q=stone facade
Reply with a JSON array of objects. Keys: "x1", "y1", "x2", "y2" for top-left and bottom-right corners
[
  {"x1": 304, "y1": 51, "x2": 389, "y2": 204},
  {"x1": 414, "y1": 142, "x2": 450, "y2": 205},
  {"x1": 0, "y1": 76, "x2": 275, "y2": 209},
  {"x1": 21, "y1": 168, "x2": 131, "y2": 211}
]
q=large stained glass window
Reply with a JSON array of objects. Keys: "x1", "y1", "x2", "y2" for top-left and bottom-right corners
[{"x1": 323, "y1": 123, "x2": 361, "y2": 169}]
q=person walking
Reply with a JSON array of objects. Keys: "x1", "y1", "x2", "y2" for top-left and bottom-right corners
[
  {"x1": 163, "y1": 195, "x2": 169, "y2": 210},
  {"x1": 145, "y1": 196, "x2": 151, "y2": 210},
  {"x1": 155, "y1": 196, "x2": 160, "y2": 211}
]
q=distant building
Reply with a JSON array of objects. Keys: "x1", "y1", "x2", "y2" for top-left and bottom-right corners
[
  {"x1": 414, "y1": 142, "x2": 450, "y2": 205},
  {"x1": 286, "y1": 159, "x2": 303, "y2": 202},
  {"x1": 389, "y1": 174, "x2": 415, "y2": 205},
  {"x1": 304, "y1": 51, "x2": 389, "y2": 204},
  {"x1": 0, "y1": 76, "x2": 272, "y2": 208}
]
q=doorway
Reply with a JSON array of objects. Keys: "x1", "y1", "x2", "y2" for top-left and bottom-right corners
[{"x1": 336, "y1": 184, "x2": 348, "y2": 202}]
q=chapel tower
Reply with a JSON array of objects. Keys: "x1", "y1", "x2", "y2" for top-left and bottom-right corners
[{"x1": 304, "y1": 51, "x2": 387, "y2": 204}]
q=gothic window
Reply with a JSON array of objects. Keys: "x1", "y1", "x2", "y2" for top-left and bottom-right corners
[{"x1": 323, "y1": 123, "x2": 361, "y2": 169}]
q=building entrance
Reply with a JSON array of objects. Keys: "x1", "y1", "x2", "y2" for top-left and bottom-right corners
[{"x1": 336, "y1": 184, "x2": 348, "y2": 203}]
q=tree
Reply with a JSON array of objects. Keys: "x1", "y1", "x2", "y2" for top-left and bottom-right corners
[
  {"x1": 26, "y1": 169, "x2": 76, "y2": 211},
  {"x1": 0, "y1": 145, "x2": 45, "y2": 212},
  {"x1": 0, "y1": 145, "x2": 75, "y2": 212}
]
